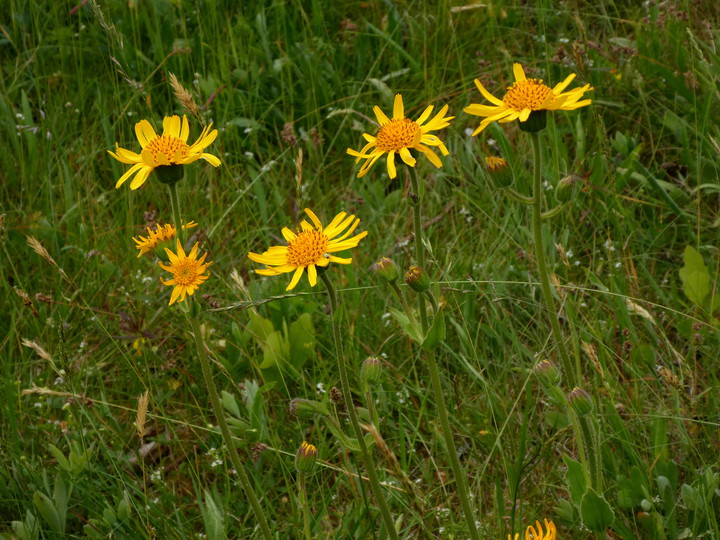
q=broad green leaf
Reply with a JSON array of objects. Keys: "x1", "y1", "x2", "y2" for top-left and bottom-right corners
[
  {"x1": 33, "y1": 491, "x2": 63, "y2": 534},
  {"x1": 422, "y1": 310, "x2": 446, "y2": 350},
  {"x1": 563, "y1": 455, "x2": 587, "y2": 509},
  {"x1": 580, "y1": 488, "x2": 615, "y2": 531},
  {"x1": 679, "y1": 246, "x2": 710, "y2": 308}
]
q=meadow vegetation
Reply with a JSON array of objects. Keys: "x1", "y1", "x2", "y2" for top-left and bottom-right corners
[{"x1": 1, "y1": 0, "x2": 719, "y2": 538}]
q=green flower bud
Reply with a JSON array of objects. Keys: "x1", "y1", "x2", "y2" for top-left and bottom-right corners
[
  {"x1": 484, "y1": 156, "x2": 513, "y2": 188},
  {"x1": 154, "y1": 164, "x2": 185, "y2": 185},
  {"x1": 555, "y1": 175, "x2": 577, "y2": 203},
  {"x1": 533, "y1": 359, "x2": 561, "y2": 387},
  {"x1": 518, "y1": 109, "x2": 547, "y2": 133},
  {"x1": 294, "y1": 441, "x2": 318, "y2": 474},
  {"x1": 568, "y1": 387, "x2": 593, "y2": 416},
  {"x1": 361, "y1": 356, "x2": 384, "y2": 386},
  {"x1": 289, "y1": 398, "x2": 329, "y2": 419},
  {"x1": 405, "y1": 266, "x2": 430, "y2": 293},
  {"x1": 372, "y1": 257, "x2": 400, "y2": 283}
]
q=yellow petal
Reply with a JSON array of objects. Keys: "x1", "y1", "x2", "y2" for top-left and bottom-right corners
[
  {"x1": 135, "y1": 120, "x2": 157, "y2": 148},
  {"x1": 512, "y1": 63, "x2": 527, "y2": 83},
  {"x1": 392, "y1": 94, "x2": 404, "y2": 120},
  {"x1": 307, "y1": 264, "x2": 317, "y2": 286},
  {"x1": 286, "y1": 267, "x2": 304, "y2": 290},
  {"x1": 473, "y1": 79, "x2": 504, "y2": 106}
]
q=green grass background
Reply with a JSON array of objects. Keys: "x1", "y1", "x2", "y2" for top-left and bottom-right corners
[{"x1": 1, "y1": 0, "x2": 719, "y2": 538}]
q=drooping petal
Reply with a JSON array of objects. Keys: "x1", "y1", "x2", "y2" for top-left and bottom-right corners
[
  {"x1": 307, "y1": 264, "x2": 318, "y2": 286},
  {"x1": 286, "y1": 267, "x2": 305, "y2": 291},
  {"x1": 114, "y1": 162, "x2": 144, "y2": 188}
]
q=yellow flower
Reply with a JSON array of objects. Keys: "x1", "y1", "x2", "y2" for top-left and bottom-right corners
[
  {"x1": 347, "y1": 94, "x2": 454, "y2": 179},
  {"x1": 133, "y1": 221, "x2": 198, "y2": 257},
  {"x1": 507, "y1": 519, "x2": 556, "y2": 540},
  {"x1": 108, "y1": 115, "x2": 220, "y2": 190},
  {"x1": 465, "y1": 63, "x2": 593, "y2": 135},
  {"x1": 248, "y1": 208, "x2": 367, "y2": 291},
  {"x1": 158, "y1": 239, "x2": 212, "y2": 305}
]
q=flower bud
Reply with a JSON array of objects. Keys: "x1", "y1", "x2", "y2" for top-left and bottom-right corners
[
  {"x1": 289, "y1": 398, "x2": 329, "y2": 419},
  {"x1": 484, "y1": 156, "x2": 513, "y2": 188},
  {"x1": 361, "y1": 356, "x2": 384, "y2": 386},
  {"x1": 372, "y1": 257, "x2": 399, "y2": 283},
  {"x1": 294, "y1": 441, "x2": 318, "y2": 474},
  {"x1": 555, "y1": 175, "x2": 577, "y2": 203},
  {"x1": 568, "y1": 387, "x2": 593, "y2": 416},
  {"x1": 533, "y1": 359, "x2": 561, "y2": 386},
  {"x1": 405, "y1": 266, "x2": 430, "y2": 293}
]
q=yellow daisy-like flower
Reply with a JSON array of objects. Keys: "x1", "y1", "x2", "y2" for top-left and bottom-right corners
[
  {"x1": 248, "y1": 208, "x2": 368, "y2": 291},
  {"x1": 347, "y1": 94, "x2": 454, "y2": 179},
  {"x1": 108, "y1": 115, "x2": 221, "y2": 190},
  {"x1": 507, "y1": 519, "x2": 556, "y2": 540},
  {"x1": 465, "y1": 63, "x2": 593, "y2": 135},
  {"x1": 158, "y1": 239, "x2": 212, "y2": 305},
  {"x1": 133, "y1": 221, "x2": 198, "y2": 257}
]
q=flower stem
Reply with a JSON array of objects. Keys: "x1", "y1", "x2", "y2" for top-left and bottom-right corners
[
  {"x1": 188, "y1": 315, "x2": 273, "y2": 539},
  {"x1": 408, "y1": 168, "x2": 480, "y2": 540},
  {"x1": 319, "y1": 272, "x2": 399, "y2": 540},
  {"x1": 298, "y1": 473, "x2": 311, "y2": 540},
  {"x1": 530, "y1": 134, "x2": 601, "y2": 490},
  {"x1": 529, "y1": 133, "x2": 578, "y2": 387},
  {"x1": 408, "y1": 167, "x2": 425, "y2": 270},
  {"x1": 168, "y1": 182, "x2": 184, "y2": 244}
]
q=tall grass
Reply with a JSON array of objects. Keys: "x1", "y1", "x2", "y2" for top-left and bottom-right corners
[{"x1": 1, "y1": 0, "x2": 719, "y2": 538}]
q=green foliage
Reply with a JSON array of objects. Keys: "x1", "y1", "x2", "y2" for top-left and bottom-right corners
[{"x1": 2, "y1": 0, "x2": 720, "y2": 538}]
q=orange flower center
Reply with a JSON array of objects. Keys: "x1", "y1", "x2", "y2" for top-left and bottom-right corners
[
  {"x1": 145, "y1": 135, "x2": 190, "y2": 165},
  {"x1": 375, "y1": 118, "x2": 421, "y2": 152},
  {"x1": 503, "y1": 79, "x2": 553, "y2": 111},
  {"x1": 171, "y1": 259, "x2": 201, "y2": 285},
  {"x1": 287, "y1": 230, "x2": 329, "y2": 267}
]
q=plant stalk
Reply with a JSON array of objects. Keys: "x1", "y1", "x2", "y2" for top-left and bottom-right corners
[
  {"x1": 408, "y1": 167, "x2": 480, "y2": 540},
  {"x1": 168, "y1": 182, "x2": 185, "y2": 244},
  {"x1": 189, "y1": 315, "x2": 273, "y2": 539},
  {"x1": 529, "y1": 133, "x2": 578, "y2": 387},
  {"x1": 320, "y1": 272, "x2": 399, "y2": 540}
]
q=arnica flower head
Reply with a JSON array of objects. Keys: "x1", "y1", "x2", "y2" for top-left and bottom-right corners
[
  {"x1": 347, "y1": 94, "x2": 454, "y2": 179},
  {"x1": 108, "y1": 115, "x2": 220, "y2": 190},
  {"x1": 158, "y1": 239, "x2": 212, "y2": 305},
  {"x1": 465, "y1": 63, "x2": 592, "y2": 135},
  {"x1": 248, "y1": 208, "x2": 367, "y2": 291},
  {"x1": 508, "y1": 519, "x2": 556, "y2": 540},
  {"x1": 133, "y1": 221, "x2": 198, "y2": 257}
]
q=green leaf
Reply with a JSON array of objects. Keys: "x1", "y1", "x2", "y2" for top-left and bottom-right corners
[
  {"x1": 288, "y1": 312, "x2": 316, "y2": 369},
  {"x1": 388, "y1": 307, "x2": 423, "y2": 343},
  {"x1": 679, "y1": 246, "x2": 710, "y2": 308},
  {"x1": 422, "y1": 310, "x2": 446, "y2": 350},
  {"x1": 580, "y1": 488, "x2": 615, "y2": 531},
  {"x1": 563, "y1": 455, "x2": 587, "y2": 509},
  {"x1": 47, "y1": 444, "x2": 70, "y2": 472},
  {"x1": 33, "y1": 491, "x2": 63, "y2": 534}
]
